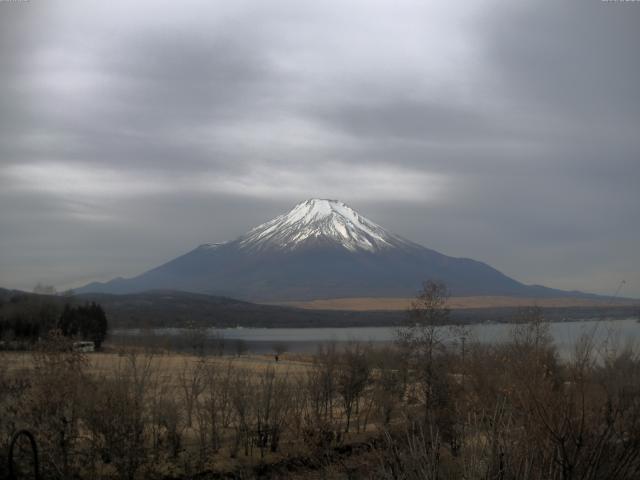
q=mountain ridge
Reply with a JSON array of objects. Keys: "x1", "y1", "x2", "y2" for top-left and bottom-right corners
[{"x1": 77, "y1": 199, "x2": 604, "y2": 301}]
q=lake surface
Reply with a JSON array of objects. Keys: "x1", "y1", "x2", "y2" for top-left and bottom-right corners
[{"x1": 112, "y1": 317, "x2": 640, "y2": 356}]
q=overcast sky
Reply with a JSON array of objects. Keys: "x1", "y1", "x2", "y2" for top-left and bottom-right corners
[{"x1": 1, "y1": 0, "x2": 638, "y2": 297}]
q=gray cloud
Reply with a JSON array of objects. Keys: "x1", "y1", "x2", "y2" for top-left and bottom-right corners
[{"x1": 0, "y1": 0, "x2": 638, "y2": 297}]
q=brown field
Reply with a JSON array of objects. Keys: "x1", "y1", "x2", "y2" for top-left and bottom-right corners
[
  {"x1": 2, "y1": 350, "x2": 313, "y2": 378},
  {"x1": 274, "y1": 295, "x2": 638, "y2": 311},
  {"x1": 4, "y1": 317, "x2": 640, "y2": 479},
  {"x1": 0, "y1": 346, "x2": 388, "y2": 479}
]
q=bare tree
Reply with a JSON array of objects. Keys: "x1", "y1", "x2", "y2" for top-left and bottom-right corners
[
  {"x1": 178, "y1": 358, "x2": 205, "y2": 427},
  {"x1": 396, "y1": 281, "x2": 451, "y2": 426},
  {"x1": 337, "y1": 342, "x2": 371, "y2": 433}
]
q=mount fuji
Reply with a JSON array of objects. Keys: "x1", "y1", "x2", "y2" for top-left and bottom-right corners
[{"x1": 77, "y1": 199, "x2": 587, "y2": 301}]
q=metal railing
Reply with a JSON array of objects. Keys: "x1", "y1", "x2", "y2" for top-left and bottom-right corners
[{"x1": 8, "y1": 430, "x2": 39, "y2": 480}]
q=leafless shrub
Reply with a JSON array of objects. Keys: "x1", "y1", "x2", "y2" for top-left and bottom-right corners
[
  {"x1": 23, "y1": 331, "x2": 87, "y2": 479},
  {"x1": 151, "y1": 395, "x2": 185, "y2": 460},
  {"x1": 0, "y1": 351, "x2": 31, "y2": 472},
  {"x1": 287, "y1": 374, "x2": 309, "y2": 440},
  {"x1": 307, "y1": 342, "x2": 339, "y2": 424},
  {"x1": 370, "y1": 347, "x2": 404, "y2": 428},
  {"x1": 253, "y1": 366, "x2": 291, "y2": 457},
  {"x1": 375, "y1": 424, "x2": 443, "y2": 480},
  {"x1": 83, "y1": 352, "x2": 156, "y2": 480},
  {"x1": 193, "y1": 359, "x2": 234, "y2": 463},
  {"x1": 230, "y1": 368, "x2": 253, "y2": 458}
]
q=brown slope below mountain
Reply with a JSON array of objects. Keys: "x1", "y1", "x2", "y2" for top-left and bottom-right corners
[{"x1": 273, "y1": 296, "x2": 639, "y2": 311}]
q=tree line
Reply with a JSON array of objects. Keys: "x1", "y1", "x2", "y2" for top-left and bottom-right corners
[{"x1": 0, "y1": 292, "x2": 108, "y2": 348}]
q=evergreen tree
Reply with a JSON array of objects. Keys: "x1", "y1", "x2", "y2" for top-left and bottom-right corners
[
  {"x1": 57, "y1": 302, "x2": 109, "y2": 349},
  {"x1": 87, "y1": 302, "x2": 108, "y2": 349},
  {"x1": 58, "y1": 303, "x2": 80, "y2": 337}
]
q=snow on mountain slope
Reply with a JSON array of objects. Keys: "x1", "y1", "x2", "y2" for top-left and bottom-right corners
[{"x1": 238, "y1": 199, "x2": 411, "y2": 252}]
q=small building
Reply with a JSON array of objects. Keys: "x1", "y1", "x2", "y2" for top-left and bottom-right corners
[{"x1": 72, "y1": 341, "x2": 95, "y2": 353}]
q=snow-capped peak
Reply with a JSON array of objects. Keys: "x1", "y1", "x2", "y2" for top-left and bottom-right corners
[{"x1": 238, "y1": 199, "x2": 407, "y2": 252}]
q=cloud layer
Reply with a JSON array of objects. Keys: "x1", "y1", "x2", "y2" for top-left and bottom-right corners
[{"x1": 1, "y1": 0, "x2": 638, "y2": 297}]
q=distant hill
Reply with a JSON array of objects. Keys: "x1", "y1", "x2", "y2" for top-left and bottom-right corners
[
  {"x1": 1, "y1": 288, "x2": 637, "y2": 329},
  {"x1": 76, "y1": 290, "x2": 405, "y2": 328},
  {"x1": 76, "y1": 199, "x2": 605, "y2": 302},
  {"x1": 69, "y1": 290, "x2": 640, "y2": 328}
]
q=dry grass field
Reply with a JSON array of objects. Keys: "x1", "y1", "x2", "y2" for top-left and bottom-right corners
[
  {"x1": 275, "y1": 295, "x2": 638, "y2": 311},
  {"x1": 2, "y1": 350, "x2": 313, "y2": 380},
  {"x1": 2, "y1": 282, "x2": 640, "y2": 480},
  {"x1": 4, "y1": 300, "x2": 640, "y2": 479},
  {"x1": 1, "y1": 348, "x2": 336, "y2": 476}
]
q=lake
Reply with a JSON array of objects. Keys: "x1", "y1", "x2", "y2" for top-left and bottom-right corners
[{"x1": 112, "y1": 317, "x2": 640, "y2": 356}]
